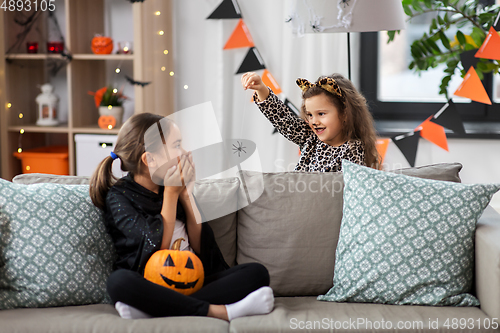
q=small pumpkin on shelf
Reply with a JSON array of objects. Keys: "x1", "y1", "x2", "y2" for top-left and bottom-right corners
[
  {"x1": 144, "y1": 238, "x2": 204, "y2": 295},
  {"x1": 91, "y1": 35, "x2": 113, "y2": 54}
]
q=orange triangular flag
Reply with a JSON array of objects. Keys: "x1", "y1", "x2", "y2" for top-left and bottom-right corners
[
  {"x1": 261, "y1": 69, "x2": 282, "y2": 95},
  {"x1": 475, "y1": 27, "x2": 500, "y2": 60},
  {"x1": 224, "y1": 19, "x2": 254, "y2": 50},
  {"x1": 453, "y1": 66, "x2": 491, "y2": 105},
  {"x1": 376, "y1": 138, "x2": 390, "y2": 164},
  {"x1": 415, "y1": 117, "x2": 449, "y2": 152}
]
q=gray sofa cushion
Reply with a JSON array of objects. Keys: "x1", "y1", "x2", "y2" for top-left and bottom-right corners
[
  {"x1": 0, "y1": 304, "x2": 229, "y2": 333},
  {"x1": 388, "y1": 162, "x2": 462, "y2": 182},
  {"x1": 194, "y1": 178, "x2": 239, "y2": 267},
  {"x1": 236, "y1": 163, "x2": 464, "y2": 297},
  {"x1": 12, "y1": 173, "x2": 91, "y2": 185},
  {"x1": 229, "y1": 297, "x2": 492, "y2": 333}
]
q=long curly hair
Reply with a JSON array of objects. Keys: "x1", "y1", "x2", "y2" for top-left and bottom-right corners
[{"x1": 300, "y1": 73, "x2": 380, "y2": 170}]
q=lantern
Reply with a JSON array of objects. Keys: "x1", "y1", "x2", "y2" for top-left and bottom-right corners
[{"x1": 36, "y1": 83, "x2": 59, "y2": 126}]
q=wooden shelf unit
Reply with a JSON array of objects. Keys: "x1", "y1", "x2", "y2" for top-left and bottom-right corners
[{"x1": 0, "y1": 0, "x2": 148, "y2": 179}]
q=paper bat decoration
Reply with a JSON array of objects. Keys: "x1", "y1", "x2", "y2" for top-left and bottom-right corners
[{"x1": 126, "y1": 76, "x2": 152, "y2": 87}]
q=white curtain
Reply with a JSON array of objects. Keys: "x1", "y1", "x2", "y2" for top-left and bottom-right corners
[{"x1": 172, "y1": 0, "x2": 354, "y2": 173}]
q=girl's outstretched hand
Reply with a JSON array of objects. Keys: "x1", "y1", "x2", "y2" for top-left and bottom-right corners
[{"x1": 241, "y1": 72, "x2": 269, "y2": 101}]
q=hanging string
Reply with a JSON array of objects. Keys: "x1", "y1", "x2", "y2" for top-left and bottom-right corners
[{"x1": 288, "y1": 0, "x2": 358, "y2": 34}]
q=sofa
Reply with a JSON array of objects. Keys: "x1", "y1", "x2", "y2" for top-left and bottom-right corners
[{"x1": 0, "y1": 162, "x2": 499, "y2": 333}]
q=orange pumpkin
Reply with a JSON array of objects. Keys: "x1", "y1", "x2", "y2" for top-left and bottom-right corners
[
  {"x1": 91, "y1": 36, "x2": 113, "y2": 54},
  {"x1": 98, "y1": 115, "x2": 116, "y2": 130},
  {"x1": 144, "y1": 238, "x2": 204, "y2": 295}
]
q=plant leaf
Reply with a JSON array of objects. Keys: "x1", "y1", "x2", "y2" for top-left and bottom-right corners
[
  {"x1": 403, "y1": 4, "x2": 413, "y2": 16},
  {"x1": 387, "y1": 30, "x2": 397, "y2": 43},
  {"x1": 456, "y1": 30, "x2": 466, "y2": 46},
  {"x1": 439, "y1": 31, "x2": 451, "y2": 50}
]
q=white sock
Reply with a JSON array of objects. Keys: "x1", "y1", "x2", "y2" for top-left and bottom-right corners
[
  {"x1": 115, "y1": 301, "x2": 152, "y2": 319},
  {"x1": 225, "y1": 286, "x2": 274, "y2": 321}
]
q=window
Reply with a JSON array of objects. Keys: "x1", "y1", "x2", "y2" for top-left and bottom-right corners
[{"x1": 360, "y1": 30, "x2": 500, "y2": 137}]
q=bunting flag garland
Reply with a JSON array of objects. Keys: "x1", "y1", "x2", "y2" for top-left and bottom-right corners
[
  {"x1": 453, "y1": 66, "x2": 492, "y2": 105},
  {"x1": 375, "y1": 138, "x2": 390, "y2": 165},
  {"x1": 474, "y1": 26, "x2": 500, "y2": 60},
  {"x1": 392, "y1": 131, "x2": 421, "y2": 167},
  {"x1": 430, "y1": 100, "x2": 465, "y2": 135},
  {"x1": 273, "y1": 99, "x2": 300, "y2": 134},
  {"x1": 284, "y1": 98, "x2": 301, "y2": 117},
  {"x1": 416, "y1": 117, "x2": 449, "y2": 152},
  {"x1": 207, "y1": 0, "x2": 242, "y2": 19},
  {"x1": 236, "y1": 47, "x2": 266, "y2": 74},
  {"x1": 209, "y1": 0, "x2": 289, "y2": 136},
  {"x1": 460, "y1": 50, "x2": 480, "y2": 72},
  {"x1": 261, "y1": 69, "x2": 282, "y2": 95},
  {"x1": 224, "y1": 19, "x2": 254, "y2": 49}
]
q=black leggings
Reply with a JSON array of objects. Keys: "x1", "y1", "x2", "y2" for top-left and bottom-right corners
[{"x1": 107, "y1": 263, "x2": 270, "y2": 317}]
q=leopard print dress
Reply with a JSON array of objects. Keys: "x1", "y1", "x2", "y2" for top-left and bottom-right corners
[{"x1": 254, "y1": 89, "x2": 365, "y2": 172}]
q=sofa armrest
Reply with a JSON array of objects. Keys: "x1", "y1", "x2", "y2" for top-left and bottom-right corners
[{"x1": 475, "y1": 205, "x2": 500, "y2": 321}]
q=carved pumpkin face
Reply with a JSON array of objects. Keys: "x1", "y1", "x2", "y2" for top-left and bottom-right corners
[
  {"x1": 144, "y1": 238, "x2": 204, "y2": 295},
  {"x1": 91, "y1": 36, "x2": 113, "y2": 54},
  {"x1": 98, "y1": 115, "x2": 116, "y2": 129}
]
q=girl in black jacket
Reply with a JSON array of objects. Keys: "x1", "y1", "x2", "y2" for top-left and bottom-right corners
[{"x1": 90, "y1": 113, "x2": 273, "y2": 320}]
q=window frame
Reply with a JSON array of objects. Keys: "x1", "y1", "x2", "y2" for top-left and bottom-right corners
[{"x1": 359, "y1": 32, "x2": 500, "y2": 138}]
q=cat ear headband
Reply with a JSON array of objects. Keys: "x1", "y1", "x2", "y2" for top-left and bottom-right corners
[{"x1": 296, "y1": 77, "x2": 346, "y2": 107}]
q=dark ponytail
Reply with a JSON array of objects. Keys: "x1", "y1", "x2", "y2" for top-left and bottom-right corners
[{"x1": 89, "y1": 112, "x2": 166, "y2": 210}]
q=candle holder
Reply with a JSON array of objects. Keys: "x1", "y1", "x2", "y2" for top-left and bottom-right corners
[
  {"x1": 117, "y1": 41, "x2": 133, "y2": 54},
  {"x1": 27, "y1": 42, "x2": 39, "y2": 54},
  {"x1": 47, "y1": 41, "x2": 64, "y2": 53}
]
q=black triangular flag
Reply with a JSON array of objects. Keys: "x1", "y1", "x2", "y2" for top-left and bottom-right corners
[
  {"x1": 236, "y1": 47, "x2": 266, "y2": 74},
  {"x1": 273, "y1": 98, "x2": 301, "y2": 134},
  {"x1": 207, "y1": 0, "x2": 242, "y2": 19},
  {"x1": 494, "y1": 10, "x2": 500, "y2": 31},
  {"x1": 284, "y1": 98, "x2": 300, "y2": 117},
  {"x1": 430, "y1": 100, "x2": 466, "y2": 135},
  {"x1": 460, "y1": 50, "x2": 479, "y2": 72},
  {"x1": 164, "y1": 254, "x2": 174, "y2": 267},
  {"x1": 392, "y1": 131, "x2": 421, "y2": 167}
]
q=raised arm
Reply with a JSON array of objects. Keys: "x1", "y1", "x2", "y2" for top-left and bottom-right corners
[{"x1": 241, "y1": 72, "x2": 312, "y2": 147}]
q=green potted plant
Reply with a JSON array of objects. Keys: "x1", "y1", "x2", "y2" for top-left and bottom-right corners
[
  {"x1": 387, "y1": 0, "x2": 500, "y2": 98},
  {"x1": 89, "y1": 86, "x2": 127, "y2": 127}
]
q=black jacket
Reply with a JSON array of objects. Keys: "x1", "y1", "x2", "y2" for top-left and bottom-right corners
[{"x1": 104, "y1": 174, "x2": 228, "y2": 276}]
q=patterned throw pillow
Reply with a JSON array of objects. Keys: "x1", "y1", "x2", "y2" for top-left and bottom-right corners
[
  {"x1": 318, "y1": 161, "x2": 500, "y2": 306},
  {"x1": 0, "y1": 179, "x2": 115, "y2": 309}
]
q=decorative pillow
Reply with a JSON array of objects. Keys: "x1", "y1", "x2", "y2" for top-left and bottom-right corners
[
  {"x1": 318, "y1": 161, "x2": 500, "y2": 306},
  {"x1": 194, "y1": 178, "x2": 240, "y2": 267},
  {"x1": 236, "y1": 163, "x2": 463, "y2": 297},
  {"x1": 0, "y1": 179, "x2": 115, "y2": 309}
]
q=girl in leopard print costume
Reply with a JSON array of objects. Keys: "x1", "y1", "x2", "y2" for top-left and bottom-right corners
[{"x1": 241, "y1": 72, "x2": 380, "y2": 172}]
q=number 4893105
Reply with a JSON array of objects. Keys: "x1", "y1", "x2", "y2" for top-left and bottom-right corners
[{"x1": 1, "y1": 0, "x2": 56, "y2": 11}]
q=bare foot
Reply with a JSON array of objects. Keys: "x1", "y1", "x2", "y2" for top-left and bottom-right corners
[{"x1": 207, "y1": 304, "x2": 229, "y2": 321}]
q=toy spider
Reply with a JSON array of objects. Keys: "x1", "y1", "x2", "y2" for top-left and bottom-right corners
[
  {"x1": 340, "y1": 0, "x2": 350, "y2": 8},
  {"x1": 232, "y1": 141, "x2": 247, "y2": 157},
  {"x1": 311, "y1": 23, "x2": 321, "y2": 32}
]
